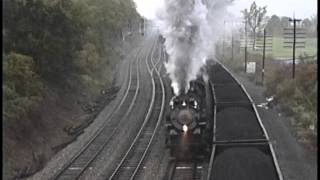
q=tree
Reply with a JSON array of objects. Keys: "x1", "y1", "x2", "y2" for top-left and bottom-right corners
[
  {"x1": 302, "y1": 18, "x2": 312, "y2": 27},
  {"x1": 280, "y1": 16, "x2": 290, "y2": 28},
  {"x1": 3, "y1": 52, "x2": 44, "y2": 120},
  {"x1": 3, "y1": 0, "x2": 85, "y2": 82},
  {"x1": 302, "y1": 18, "x2": 314, "y2": 37},
  {"x1": 302, "y1": 15, "x2": 318, "y2": 37},
  {"x1": 241, "y1": 1, "x2": 267, "y2": 50},
  {"x1": 265, "y1": 14, "x2": 281, "y2": 36},
  {"x1": 309, "y1": 15, "x2": 317, "y2": 37}
]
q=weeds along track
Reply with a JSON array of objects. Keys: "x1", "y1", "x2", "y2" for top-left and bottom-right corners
[
  {"x1": 207, "y1": 60, "x2": 283, "y2": 180},
  {"x1": 107, "y1": 38, "x2": 166, "y2": 180},
  {"x1": 51, "y1": 46, "x2": 144, "y2": 180}
]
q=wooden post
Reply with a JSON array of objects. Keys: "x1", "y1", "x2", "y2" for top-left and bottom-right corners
[
  {"x1": 288, "y1": 17, "x2": 301, "y2": 79},
  {"x1": 244, "y1": 19, "x2": 248, "y2": 72},
  {"x1": 262, "y1": 29, "x2": 266, "y2": 84},
  {"x1": 231, "y1": 32, "x2": 234, "y2": 61},
  {"x1": 222, "y1": 21, "x2": 225, "y2": 60},
  {"x1": 292, "y1": 20, "x2": 296, "y2": 79}
]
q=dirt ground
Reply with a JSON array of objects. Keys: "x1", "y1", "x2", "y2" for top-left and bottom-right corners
[{"x1": 3, "y1": 81, "x2": 119, "y2": 179}]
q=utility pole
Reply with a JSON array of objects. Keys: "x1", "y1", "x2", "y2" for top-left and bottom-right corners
[
  {"x1": 231, "y1": 32, "x2": 234, "y2": 61},
  {"x1": 140, "y1": 17, "x2": 145, "y2": 36},
  {"x1": 288, "y1": 17, "x2": 302, "y2": 79},
  {"x1": 244, "y1": 19, "x2": 248, "y2": 73},
  {"x1": 222, "y1": 21, "x2": 226, "y2": 60},
  {"x1": 262, "y1": 28, "x2": 266, "y2": 84}
]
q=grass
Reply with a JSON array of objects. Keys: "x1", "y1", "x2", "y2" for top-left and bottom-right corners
[{"x1": 247, "y1": 37, "x2": 317, "y2": 59}]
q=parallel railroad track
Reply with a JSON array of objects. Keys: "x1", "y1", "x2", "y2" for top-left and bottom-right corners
[
  {"x1": 51, "y1": 47, "x2": 144, "y2": 180},
  {"x1": 108, "y1": 38, "x2": 166, "y2": 180}
]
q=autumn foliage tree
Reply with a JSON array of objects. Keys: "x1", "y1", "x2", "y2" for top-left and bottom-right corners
[
  {"x1": 241, "y1": 1, "x2": 267, "y2": 50},
  {"x1": 3, "y1": 0, "x2": 140, "y2": 121}
]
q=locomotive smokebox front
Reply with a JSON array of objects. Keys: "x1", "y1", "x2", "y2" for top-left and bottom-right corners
[{"x1": 177, "y1": 109, "x2": 193, "y2": 126}]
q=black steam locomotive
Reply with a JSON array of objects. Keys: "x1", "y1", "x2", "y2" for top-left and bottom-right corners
[{"x1": 165, "y1": 74, "x2": 213, "y2": 159}]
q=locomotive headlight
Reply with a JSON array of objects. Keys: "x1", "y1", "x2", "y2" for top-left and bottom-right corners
[
  {"x1": 182, "y1": 124, "x2": 188, "y2": 132},
  {"x1": 182, "y1": 101, "x2": 187, "y2": 107}
]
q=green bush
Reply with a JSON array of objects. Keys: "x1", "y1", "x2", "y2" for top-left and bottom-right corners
[
  {"x1": 265, "y1": 62, "x2": 317, "y2": 133},
  {"x1": 75, "y1": 43, "x2": 100, "y2": 74}
]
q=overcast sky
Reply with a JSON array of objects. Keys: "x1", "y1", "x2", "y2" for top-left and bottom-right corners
[{"x1": 133, "y1": 0, "x2": 317, "y2": 20}]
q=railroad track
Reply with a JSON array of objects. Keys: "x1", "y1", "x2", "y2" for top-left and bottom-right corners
[
  {"x1": 207, "y1": 60, "x2": 283, "y2": 180},
  {"x1": 166, "y1": 160, "x2": 203, "y2": 180},
  {"x1": 107, "y1": 38, "x2": 166, "y2": 180},
  {"x1": 50, "y1": 46, "x2": 144, "y2": 180}
]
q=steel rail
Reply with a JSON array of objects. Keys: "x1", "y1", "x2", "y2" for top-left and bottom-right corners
[
  {"x1": 129, "y1": 40, "x2": 166, "y2": 180},
  {"x1": 150, "y1": 41, "x2": 160, "y2": 73},
  {"x1": 71, "y1": 47, "x2": 144, "y2": 179},
  {"x1": 108, "y1": 38, "x2": 158, "y2": 180},
  {"x1": 206, "y1": 81, "x2": 217, "y2": 180},
  {"x1": 169, "y1": 161, "x2": 203, "y2": 180},
  {"x1": 154, "y1": 43, "x2": 163, "y2": 71}
]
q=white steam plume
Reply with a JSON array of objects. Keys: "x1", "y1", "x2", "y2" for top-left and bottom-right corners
[{"x1": 156, "y1": 0, "x2": 232, "y2": 95}]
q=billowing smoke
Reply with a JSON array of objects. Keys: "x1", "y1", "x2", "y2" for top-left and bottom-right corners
[{"x1": 156, "y1": 0, "x2": 232, "y2": 95}]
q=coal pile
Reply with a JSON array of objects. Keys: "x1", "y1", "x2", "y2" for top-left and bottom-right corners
[
  {"x1": 214, "y1": 84, "x2": 249, "y2": 103},
  {"x1": 209, "y1": 65, "x2": 237, "y2": 84},
  {"x1": 211, "y1": 147, "x2": 279, "y2": 180},
  {"x1": 216, "y1": 107, "x2": 265, "y2": 140}
]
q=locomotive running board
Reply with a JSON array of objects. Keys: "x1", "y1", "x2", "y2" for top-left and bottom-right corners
[{"x1": 212, "y1": 138, "x2": 270, "y2": 146}]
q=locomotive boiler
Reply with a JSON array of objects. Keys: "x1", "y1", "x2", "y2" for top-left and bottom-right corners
[{"x1": 165, "y1": 74, "x2": 213, "y2": 158}]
